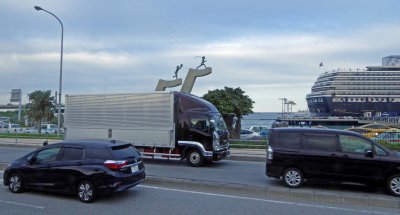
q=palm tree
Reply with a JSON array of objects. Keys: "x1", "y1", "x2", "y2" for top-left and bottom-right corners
[{"x1": 26, "y1": 90, "x2": 55, "y2": 133}]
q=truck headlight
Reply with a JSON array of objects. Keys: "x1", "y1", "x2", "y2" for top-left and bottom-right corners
[{"x1": 213, "y1": 131, "x2": 220, "y2": 150}]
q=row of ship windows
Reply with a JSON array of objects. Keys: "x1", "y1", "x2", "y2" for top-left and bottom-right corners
[
  {"x1": 311, "y1": 91, "x2": 400, "y2": 95},
  {"x1": 315, "y1": 81, "x2": 400, "y2": 85},
  {"x1": 308, "y1": 98, "x2": 400, "y2": 103},
  {"x1": 332, "y1": 98, "x2": 400, "y2": 102},
  {"x1": 312, "y1": 87, "x2": 400, "y2": 92},
  {"x1": 316, "y1": 77, "x2": 400, "y2": 83},
  {"x1": 319, "y1": 72, "x2": 400, "y2": 79}
]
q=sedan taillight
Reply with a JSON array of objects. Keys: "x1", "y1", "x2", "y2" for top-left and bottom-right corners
[{"x1": 104, "y1": 160, "x2": 128, "y2": 170}]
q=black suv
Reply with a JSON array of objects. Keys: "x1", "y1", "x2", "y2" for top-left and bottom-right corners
[
  {"x1": 266, "y1": 128, "x2": 400, "y2": 197},
  {"x1": 3, "y1": 140, "x2": 145, "y2": 203}
]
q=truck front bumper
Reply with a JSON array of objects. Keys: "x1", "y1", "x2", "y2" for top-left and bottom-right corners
[{"x1": 203, "y1": 146, "x2": 230, "y2": 161}]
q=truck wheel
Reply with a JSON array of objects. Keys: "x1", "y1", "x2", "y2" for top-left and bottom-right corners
[
  {"x1": 186, "y1": 149, "x2": 204, "y2": 167},
  {"x1": 387, "y1": 174, "x2": 400, "y2": 197},
  {"x1": 282, "y1": 167, "x2": 304, "y2": 188}
]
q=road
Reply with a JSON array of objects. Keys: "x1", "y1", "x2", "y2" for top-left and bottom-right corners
[
  {"x1": 0, "y1": 147, "x2": 392, "y2": 196},
  {"x1": 1, "y1": 145, "x2": 400, "y2": 212},
  {"x1": 1, "y1": 172, "x2": 399, "y2": 215}
]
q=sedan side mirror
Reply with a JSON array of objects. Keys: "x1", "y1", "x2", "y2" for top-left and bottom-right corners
[
  {"x1": 364, "y1": 149, "x2": 374, "y2": 158},
  {"x1": 28, "y1": 157, "x2": 38, "y2": 164}
]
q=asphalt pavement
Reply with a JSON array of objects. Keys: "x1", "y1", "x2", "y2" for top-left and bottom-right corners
[{"x1": 0, "y1": 139, "x2": 399, "y2": 210}]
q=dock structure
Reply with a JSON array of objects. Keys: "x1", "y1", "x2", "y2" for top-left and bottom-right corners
[
  {"x1": 277, "y1": 117, "x2": 358, "y2": 127},
  {"x1": 277, "y1": 116, "x2": 400, "y2": 128}
]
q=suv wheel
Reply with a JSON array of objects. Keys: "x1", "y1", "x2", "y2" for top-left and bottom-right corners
[
  {"x1": 77, "y1": 180, "x2": 96, "y2": 203},
  {"x1": 8, "y1": 173, "x2": 24, "y2": 193},
  {"x1": 283, "y1": 168, "x2": 304, "y2": 188},
  {"x1": 387, "y1": 174, "x2": 400, "y2": 197},
  {"x1": 186, "y1": 149, "x2": 204, "y2": 167}
]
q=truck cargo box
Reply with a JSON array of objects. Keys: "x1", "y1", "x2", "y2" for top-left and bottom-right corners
[{"x1": 64, "y1": 92, "x2": 175, "y2": 148}]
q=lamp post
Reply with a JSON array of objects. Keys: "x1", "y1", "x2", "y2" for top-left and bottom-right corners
[{"x1": 34, "y1": 6, "x2": 63, "y2": 137}]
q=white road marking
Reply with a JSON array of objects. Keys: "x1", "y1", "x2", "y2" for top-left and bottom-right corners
[
  {"x1": 0, "y1": 200, "x2": 45, "y2": 209},
  {"x1": 139, "y1": 185, "x2": 397, "y2": 215}
]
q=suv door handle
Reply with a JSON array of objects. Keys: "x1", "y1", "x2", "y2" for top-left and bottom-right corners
[
  {"x1": 330, "y1": 153, "x2": 337, "y2": 157},
  {"x1": 343, "y1": 155, "x2": 349, "y2": 159}
]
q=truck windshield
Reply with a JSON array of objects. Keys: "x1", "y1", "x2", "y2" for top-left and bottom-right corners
[{"x1": 211, "y1": 114, "x2": 228, "y2": 133}]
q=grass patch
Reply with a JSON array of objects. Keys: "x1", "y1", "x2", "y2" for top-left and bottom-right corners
[
  {"x1": 0, "y1": 133, "x2": 63, "y2": 140},
  {"x1": 230, "y1": 140, "x2": 267, "y2": 149}
]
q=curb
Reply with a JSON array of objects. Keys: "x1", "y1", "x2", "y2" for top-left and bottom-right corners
[
  {"x1": 143, "y1": 176, "x2": 400, "y2": 210},
  {"x1": 228, "y1": 155, "x2": 265, "y2": 162}
]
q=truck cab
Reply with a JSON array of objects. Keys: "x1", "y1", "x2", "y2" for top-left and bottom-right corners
[{"x1": 176, "y1": 93, "x2": 230, "y2": 166}]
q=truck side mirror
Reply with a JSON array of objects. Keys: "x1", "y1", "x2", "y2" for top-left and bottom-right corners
[{"x1": 210, "y1": 120, "x2": 215, "y2": 130}]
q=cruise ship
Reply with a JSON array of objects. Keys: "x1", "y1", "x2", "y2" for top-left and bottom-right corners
[{"x1": 306, "y1": 56, "x2": 400, "y2": 117}]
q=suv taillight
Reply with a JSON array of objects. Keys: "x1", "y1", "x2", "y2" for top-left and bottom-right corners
[
  {"x1": 267, "y1": 146, "x2": 273, "y2": 160},
  {"x1": 104, "y1": 160, "x2": 128, "y2": 170}
]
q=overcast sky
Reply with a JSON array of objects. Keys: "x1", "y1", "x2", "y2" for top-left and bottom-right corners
[{"x1": 1, "y1": 0, "x2": 400, "y2": 112}]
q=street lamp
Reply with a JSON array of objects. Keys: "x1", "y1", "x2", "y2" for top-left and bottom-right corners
[{"x1": 34, "y1": 6, "x2": 63, "y2": 137}]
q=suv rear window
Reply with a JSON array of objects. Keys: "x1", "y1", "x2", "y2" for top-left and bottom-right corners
[
  {"x1": 303, "y1": 134, "x2": 337, "y2": 151},
  {"x1": 109, "y1": 144, "x2": 138, "y2": 159},
  {"x1": 278, "y1": 132, "x2": 301, "y2": 148}
]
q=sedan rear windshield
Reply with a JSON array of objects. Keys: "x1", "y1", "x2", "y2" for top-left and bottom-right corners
[{"x1": 110, "y1": 144, "x2": 139, "y2": 159}]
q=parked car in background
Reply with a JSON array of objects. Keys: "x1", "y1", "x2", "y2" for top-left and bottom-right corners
[
  {"x1": 7, "y1": 123, "x2": 24, "y2": 133},
  {"x1": 357, "y1": 123, "x2": 393, "y2": 137},
  {"x1": 24, "y1": 127, "x2": 38, "y2": 134},
  {"x1": 345, "y1": 127, "x2": 377, "y2": 138},
  {"x1": 248, "y1": 126, "x2": 269, "y2": 137},
  {"x1": 41, "y1": 124, "x2": 57, "y2": 134},
  {"x1": 372, "y1": 130, "x2": 400, "y2": 145},
  {"x1": 266, "y1": 127, "x2": 400, "y2": 197},
  {"x1": 3, "y1": 140, "x2": 146, "y2": 203},
  {"x1": 240, "y1": 129, "x2": 261, "y2": 140}
]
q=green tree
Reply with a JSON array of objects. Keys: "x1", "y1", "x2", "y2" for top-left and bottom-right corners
[
  {"x1": 26, "y1": 90, "x2": 55, "y2": 133},
  {"x1": 203, "y1": 87, "x2": 254, "y2": 139}
]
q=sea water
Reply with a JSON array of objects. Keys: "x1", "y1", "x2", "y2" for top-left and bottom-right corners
[{"x1": 241, "y1": 112, "x2": 281, "y2": 129}]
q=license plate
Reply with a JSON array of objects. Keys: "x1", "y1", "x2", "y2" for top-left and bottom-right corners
[{"x1": 131, "y1": 165, "x2": 139, "y2": 173}]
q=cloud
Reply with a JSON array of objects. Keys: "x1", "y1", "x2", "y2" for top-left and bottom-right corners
[{"x1": 1, "y1": 20, "x2": 400, "y2": 112}]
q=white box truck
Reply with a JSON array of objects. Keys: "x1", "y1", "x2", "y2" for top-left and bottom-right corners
[{"x1": 64, "y1": 91, "x2": 230, "y2": 166}]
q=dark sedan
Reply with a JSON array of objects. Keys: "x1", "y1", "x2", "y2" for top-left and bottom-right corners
[{"x1": 3, "y1": 140, "x2": 145, "y2": 203}]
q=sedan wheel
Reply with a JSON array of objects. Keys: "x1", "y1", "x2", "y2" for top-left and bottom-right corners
[
  {"x1": 387, "y1": 174, "x2": 400, "y2": 197},
  {"x1": 77, "y1": 180, "x2": 96, "y2": 203},
  {"x1": 283, "y1": 168, "x2": 303, "y2": 188},
  {"x1": 8, "y1": 173, "x2": 23, "y2": 193}
]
